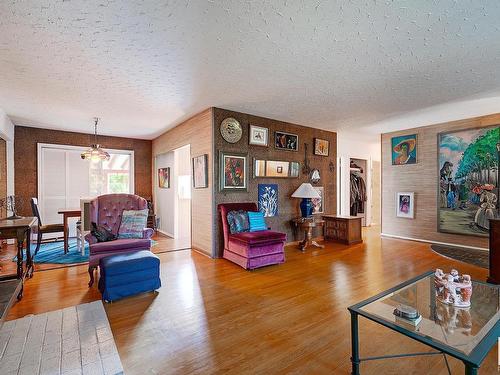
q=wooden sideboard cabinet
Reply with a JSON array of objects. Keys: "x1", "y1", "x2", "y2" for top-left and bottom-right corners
[
  {"x1": 488, "y1": 219, "x2": 500, "y2": 284},
  {"x1": 322, "y1": 215, "x2": 363, "y2": 245}
]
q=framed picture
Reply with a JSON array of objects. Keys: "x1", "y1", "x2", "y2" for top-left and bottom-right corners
[
  {"x1": 265, "y1": 160, "x2": 289, "y2": 177},
  {"x1": 258, "y1": 184, "x2": 278, "y2": 217},
  {"x1": 249, "y1": 125, "x2": 269, "y2": 146},
  {"x1": 158, "y1": 167, "x2": 170, "y2": 189},
  {"x1": 314, "y1": 138, "x2": 329, "y2": 156},
  {"x1": 192, "y1": 154, "x2": 208, "y2": 189},
  {"x1": 396, "y1": 192, "x2": 414, "y2": 219},
  {"x1": 391, "y1": 134, "x2": 417, "y2": 165},
  {"x1": 438, "y1": 125, "x2": 499, "y2": 237},
  {"x1": 220, "y1": 151, "x2": 247, "y2": 191},
  {"x1": 275, "y1": 131, "x2": 298, "y2": 151},
  {"x1": 290, "y1": 162, "x2": 300, "y2": 177},
  {"x1": 312, "y1": 187, "x2": 324, "y2": 214}
]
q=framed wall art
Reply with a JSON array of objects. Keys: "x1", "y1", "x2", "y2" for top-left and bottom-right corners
[
  {"x1": 220, "y1": 151, "x2": 247, "y2": 191},
  {"x1": 258, "y1": 184, "x2": 278, "y2": 217},
  {"x1": 396, "y1": 192, "x2": 414, "y2": 219},
  {"x1": 265, "y1": 160, "x2": 289, "y2": 177},
  {"x1": 391, "y1": 134, "x2": 417, "y2": 165},
  {"x1": 158, "y1": 167, "x2": 170, "y2": 189},
  {"x1": 314, "y1": 138, "x2": 329, "y2": 156},
  {"x1": 275, "y1": 131, "x2": 298, "y2": 151},
  {"x1": 249, "y1": 125, "x2": 269, "y2": 146},
  {"x1": 438, "y1": 125, "x2": 499, "y2": 237},
  {"x1": 192, "y1": 154, "x2": 208, "y2": 189},
  {"x1": 312, "y1": 186, "x2": 324, "y2": 214}
]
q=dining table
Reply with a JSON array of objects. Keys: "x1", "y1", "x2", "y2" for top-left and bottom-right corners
[{"x1": 58, "y1": 208, "x2": 81, "y2": 253}]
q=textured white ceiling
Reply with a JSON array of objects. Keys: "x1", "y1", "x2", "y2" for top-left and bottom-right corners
[{"x1": 1, "y1": 1, "x2": 500, "y2": 139}]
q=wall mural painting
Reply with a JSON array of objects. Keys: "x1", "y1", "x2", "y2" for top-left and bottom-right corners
[
  {"x1": 258, "y1": 184, "x2": 278, "y2": 217},
  {"x1": 438, "y1": 126, "x2": 500, "y2": 237}
]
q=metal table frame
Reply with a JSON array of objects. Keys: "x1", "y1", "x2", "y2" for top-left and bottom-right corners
[{"x1": 348, "y1": 271, "x2": 500, "y2": 375}]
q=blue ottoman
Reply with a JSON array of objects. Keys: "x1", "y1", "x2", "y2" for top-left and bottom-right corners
[{"x1": 98, "y1": 250, "x2": 161, "y2": 302}]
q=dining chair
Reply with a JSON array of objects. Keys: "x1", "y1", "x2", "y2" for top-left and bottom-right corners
[{"x1": 30, "y1": 198, "x2": 65, "y2": 257}]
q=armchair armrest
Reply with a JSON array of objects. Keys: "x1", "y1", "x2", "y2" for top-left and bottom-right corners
[
  {"x1": 84, "y1": 233, "x2": 98, "y2": 245},
  {"x1": 143, "y1": 228, "x2": 154, "y2": 239}
]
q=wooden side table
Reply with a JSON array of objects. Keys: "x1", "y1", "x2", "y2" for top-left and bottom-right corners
[
  {"x1": 322, "y1": 215, "x2": 362, "y2": 245},
  {"x1": 291, "y1": 218, "x2": 325, "y2": 252},
  {"x1": 58, "y1": 209, "x2": 81, "y2": 253}
]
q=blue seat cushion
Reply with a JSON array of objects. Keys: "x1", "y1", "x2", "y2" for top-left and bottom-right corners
[{"x1": 100, "y1": 250, "x2": 159, "y2": 276}]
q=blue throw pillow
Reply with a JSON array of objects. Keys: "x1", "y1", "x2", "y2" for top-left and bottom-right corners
[
  {"x1": 247, "y1": 211, "x2": 267, "y2": 232},
  {"x1": 227, "y1": 210, "x2": 250, "y2": 234},
  {"x1": 118, "y1": 209, "x2": 148, "y2": 239}
]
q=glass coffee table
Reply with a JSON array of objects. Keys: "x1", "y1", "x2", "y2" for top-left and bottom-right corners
[{"x1": 348, "y1": 271, "x2": 500, "y2": 375}]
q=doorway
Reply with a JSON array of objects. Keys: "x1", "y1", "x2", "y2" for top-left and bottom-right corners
[{"x1": 154, "y1": 144, "x2": 192, "y2": 251}]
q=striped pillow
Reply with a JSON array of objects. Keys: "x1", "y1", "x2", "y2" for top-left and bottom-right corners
[
  {"x1": 118, "y1": 209, "x2": 148, "y2": 239},
  {"x1": 247, "y1": 211, "x2": 267, "y2": 232}
]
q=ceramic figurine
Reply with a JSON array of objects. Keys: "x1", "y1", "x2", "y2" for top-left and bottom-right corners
[{"x1": 434, "y1": 268, "x2": 473, "y2": 308}]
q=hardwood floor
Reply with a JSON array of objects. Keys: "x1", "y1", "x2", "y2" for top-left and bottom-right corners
[{"x1": 6, "y1": 227, "x2": 497, "y2": 374}]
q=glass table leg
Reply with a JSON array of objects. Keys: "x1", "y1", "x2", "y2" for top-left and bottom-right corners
[{"x1": 351, "y1": 311, "x2": 360, "y2": 375}]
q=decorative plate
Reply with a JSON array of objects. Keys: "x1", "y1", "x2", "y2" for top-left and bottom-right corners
[{"x1": 220, "y1": 118, "x2": 242, "y2": 143}]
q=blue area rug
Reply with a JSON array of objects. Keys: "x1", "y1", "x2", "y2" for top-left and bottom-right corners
[{"x1": 15, "y1": 239, "x2": 158, "y2": 265}]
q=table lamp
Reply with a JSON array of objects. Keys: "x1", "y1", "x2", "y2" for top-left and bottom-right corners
[{"x1": 291, "y1": 183, "x2": 320, "y2": 217}]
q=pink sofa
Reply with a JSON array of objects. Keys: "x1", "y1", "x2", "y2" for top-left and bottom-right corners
[
  {"x1": 218, "y1": 203, "x2": 286, "y2": 269},
  {"x1": 85, "y1": 194, "x2": 154, "y2": 286}
]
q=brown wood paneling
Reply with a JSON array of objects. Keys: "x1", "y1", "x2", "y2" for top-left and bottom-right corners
[
  {"x1": 152, "y1": 108, "x2": 214, "y2": 256},
  {"x1": 213, "y1": 108, "x2": 337, "y2": 257},
  {"x1": 381, "y1": 113, "x2": 500, "y2": 249},
  {"x1": 0, "y1": 138, "x2": 6, "y2": 218},
  {"x1": 14, "y1": 126, "x2": 152, "y2": 216}
]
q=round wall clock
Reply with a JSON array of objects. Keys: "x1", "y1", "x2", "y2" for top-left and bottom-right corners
[{"x1": 220, "y1": 117, "x2": 242, "y2": 143}]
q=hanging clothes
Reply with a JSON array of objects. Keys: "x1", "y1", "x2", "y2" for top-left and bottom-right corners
[{"x1": 350, "y1": 172, "x2": 367, "y2": 216}]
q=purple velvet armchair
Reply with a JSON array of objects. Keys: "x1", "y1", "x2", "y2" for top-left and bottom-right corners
[
  {"x1": 218, "y1": 203, "x2": 286, "y2": 270},
  {"x1": 85, "y1": 194, "x2": 154, "y2": 286}
]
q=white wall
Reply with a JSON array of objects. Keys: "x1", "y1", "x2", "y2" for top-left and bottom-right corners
[
  {"x1": 336, "y1": 131, "x2": 381, "y2": 225},
  {"x1": 174, "y1": 145, "x2": 191, "y2": 240},
  {"x1": 0, "y1": 108, "x2": 15, "y2": 196},
  {"x1": 155, "y1": 152, "x2": 175, "y2": 237}
]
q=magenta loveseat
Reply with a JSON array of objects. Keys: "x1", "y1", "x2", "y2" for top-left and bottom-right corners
[
  {"x1": 85, "y1": 194, "x2": 154, "y2": 286},
  {"x1": 218, "y1": 203, "x2": 286, "y2": 270}
]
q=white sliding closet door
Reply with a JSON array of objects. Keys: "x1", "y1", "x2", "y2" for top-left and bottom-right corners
[{"x1": 38, "y1": 145, "x2": 90, "y2": 236}]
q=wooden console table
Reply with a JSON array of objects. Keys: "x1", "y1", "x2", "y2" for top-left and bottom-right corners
[
  {"x1": 0, "y1": 216, "x2": 37, "y2": 309},
  {"x1": 322, "y1": 215, "x2": 362, "y2": 245}
]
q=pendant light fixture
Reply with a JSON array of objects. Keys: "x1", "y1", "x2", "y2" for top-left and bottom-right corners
[{"x1": 80, "y1": 117, "x2": 110, "y2": 161}]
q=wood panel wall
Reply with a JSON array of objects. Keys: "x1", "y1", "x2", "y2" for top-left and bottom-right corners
[
  {"x1": 213, "y1": 108, "x2": 337, "y2": 257},
  {"x1": 0, "y1": 138, "x2": 6, "y2": 218},
  {"x1": 381, "y1": 113, "x2": 500, "y2": 249},
  {"x1": 14, "y1": 126, "x2": 152, "y2": 216},
  {"x1": 152, "y1": 108, "x2": 214, "y2": 256}
]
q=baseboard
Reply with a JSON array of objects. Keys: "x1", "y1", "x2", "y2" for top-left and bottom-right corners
[
  {"x1": 380, "y1": 232, "x2": 488, "y2": 252},
  {"x1": 157, "y1": 229, "x2": 174, "y2": 238},
  {"x1": 192, "y1": 246, "x2": 213, "y2": 258}
]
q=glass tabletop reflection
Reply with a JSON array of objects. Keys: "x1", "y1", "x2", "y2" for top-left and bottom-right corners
[{"x1": 360, "y1": 275, "x2": 500, "y2": 355}]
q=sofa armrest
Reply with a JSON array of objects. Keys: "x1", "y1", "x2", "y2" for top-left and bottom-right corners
[
  {"x1": 85, "y1": 233, "x2": 98, "y2": 245},
  {"x1": 143, "y1": 228, "x2": 154, "y2": 239}
]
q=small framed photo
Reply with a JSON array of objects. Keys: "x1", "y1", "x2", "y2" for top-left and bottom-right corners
[
  {"x1": 275, "y1": 131, "x2": 298, "y2": 151},
  {"x1": 314, "y1": 138, "x2": 329, "y2": 156},
  {"x1": 158, "y1": 167, "x2": 170, "y2": 188},
  {"x1": 396, "y1": 192, "x2": 414, "y2": 218},
  {"x1": 290, "y1": 162, "x2": 300, "y2": 177},
  {"x1": 192, "y1": 154, "x2": 208, "y2": 189},
  {"x1": 249, "y1": 125, "x2": 269, "y2": 146},
  {"x1": 220, "y1": 151, "x2": 247, "y2": 191}
]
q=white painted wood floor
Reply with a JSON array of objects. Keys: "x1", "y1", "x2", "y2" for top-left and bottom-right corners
[{"x1": 0, "y1": 301, "x2": 123, "y2": 375}]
